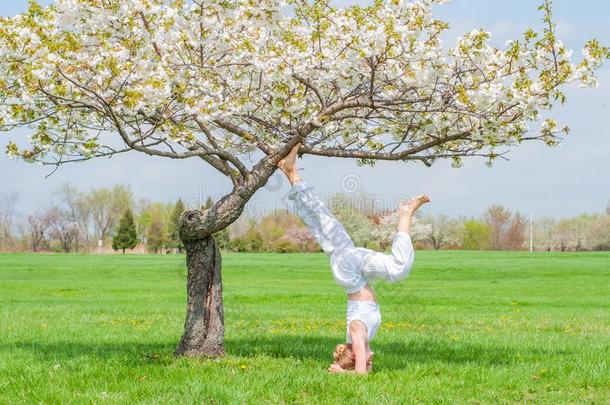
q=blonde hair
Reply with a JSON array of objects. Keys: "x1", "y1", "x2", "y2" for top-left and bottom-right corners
[{"x1": 334, "y1": 343, "x2": 355, "y2": 370}]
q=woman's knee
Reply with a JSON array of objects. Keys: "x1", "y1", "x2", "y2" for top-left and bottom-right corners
[{"x1": 389, "y1": 255, "x2": 414, "y2": 281}]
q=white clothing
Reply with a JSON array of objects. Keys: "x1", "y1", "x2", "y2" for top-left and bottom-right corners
[
  {"x1": 346, "y1": 300, "x2": 381, "y2": 343},
  {"x1": 286, "y1": 180, "x2": 416, "y2": 294},
  {"x1": 286, "y1": 180, "x2": 417, "y2": 342}
]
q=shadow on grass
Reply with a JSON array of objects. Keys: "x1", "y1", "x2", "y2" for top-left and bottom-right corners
[
  {"x1": 2, "y1": 334, "x2": 560, "y2": 370},
  {"x1": 3, "y1": 340, "x2": 177, "y2": 365},
  {"x1": 226, "y1": 335, "x2": 530, "y2": 370}
]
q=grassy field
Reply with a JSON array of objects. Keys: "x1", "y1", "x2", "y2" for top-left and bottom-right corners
[{"x1": 0, "y1": 251, "x2": 609, "y2": 404}]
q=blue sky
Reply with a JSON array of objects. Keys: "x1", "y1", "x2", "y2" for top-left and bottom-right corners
[{"x1": 1, "y1": 1, "x2": 609, "y2": 219}]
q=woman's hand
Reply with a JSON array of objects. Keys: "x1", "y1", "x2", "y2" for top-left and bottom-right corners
[
  {"x1": 328, "y1": 356, "x2": 373, "y2": 374},
  {"x1": 349, "y1": 321, "x2": 370, "y2": 374},
  {"x1": 328, "y1": 362, "x2": 346, "y2": 373}
]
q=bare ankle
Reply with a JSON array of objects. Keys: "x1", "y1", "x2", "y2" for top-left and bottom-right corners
[
  {"x1": 399, "y1": 210, "x2": 414, "y2": 219},
  {"x1": 289, "y1": 173, "x2": 301, "y2": 185}
]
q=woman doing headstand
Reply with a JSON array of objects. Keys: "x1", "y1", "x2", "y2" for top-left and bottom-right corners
[{"x1": 278, "y1": 144, "x2": 430, "y2": 374}]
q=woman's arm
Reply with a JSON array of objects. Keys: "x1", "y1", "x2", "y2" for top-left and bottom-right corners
[
  {"x1": 366, "y1": 342, "x2": 374, "y2": 372},
  {"x1": 349, "y1": 321, "x2": 369, "y2": 374}
]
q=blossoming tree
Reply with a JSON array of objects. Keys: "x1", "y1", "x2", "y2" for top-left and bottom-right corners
[{"x1": 1, "y1": 0, "x2": 607, "y2": 356}]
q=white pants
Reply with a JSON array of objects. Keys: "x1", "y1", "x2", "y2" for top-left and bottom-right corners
[{"x1": 287, "y1": 181, "x2": 415, "y2": 294}]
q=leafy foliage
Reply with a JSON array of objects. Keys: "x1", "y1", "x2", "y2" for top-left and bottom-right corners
[
  {"x1": 461, "y1": 219, "x2": 492, "y2": 251},
  {"x1": 1, "y1": 0, "x2": 607, "y2": 172},
  {"x1": 112, "y1": 209, "x2": 138, "y2": 253},
  {"x1": 147, "y1": 215, "x2": 167, "y2": 253},
  {"x1": 167, "y1": 199, "x2": 185, "y2": 251}
]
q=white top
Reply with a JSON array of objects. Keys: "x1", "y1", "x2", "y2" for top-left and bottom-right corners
[{"x1": 346, "y1": 300, "x2": 381, "y2": 343}]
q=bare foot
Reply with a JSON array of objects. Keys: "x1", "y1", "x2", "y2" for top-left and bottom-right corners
[
  {"x1": 399, "y1": 194, "x2": 431, "y2": 216},
  {"x1": 277, "y1": 143, "x2": 299, "y2": 172},
  {"x1": 277, "y1": 143, "x2": 301, "y2": 184}
]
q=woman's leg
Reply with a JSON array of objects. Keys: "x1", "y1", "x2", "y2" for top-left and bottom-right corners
[
  {"x1": 361, "y1": 231, "x2": 415, "y2": 282},
  {"x1": 278, "y1": 144, "x2": 354, "y2": 256},
  {"x1": 361, "y1": 195, "x2": 430, "y2": 282},
  {"x1": 288, "y1": 181, "x2": 355, "y2": 256}
]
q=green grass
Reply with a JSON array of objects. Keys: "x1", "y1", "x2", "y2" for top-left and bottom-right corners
[{"x1": 1, "y1": 251, "x2": 609, "y2": 404}]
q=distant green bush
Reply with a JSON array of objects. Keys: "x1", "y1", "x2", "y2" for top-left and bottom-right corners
[{"x1": 274, "y1": 240, "x2": 299, "y2": 253}]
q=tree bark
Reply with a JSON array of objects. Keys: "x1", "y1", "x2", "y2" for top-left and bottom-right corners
[
  {"x1": 175, "y1": 232, "x2": 225, "y2": 357},
  {"x1": 172, "y1": 146, "x2": 287, "y2": 356}
]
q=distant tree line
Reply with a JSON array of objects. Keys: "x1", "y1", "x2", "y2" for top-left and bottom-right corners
[
  {"x1": 0, "y1": 184, "x2": 187, "y2": 254},
  {"x1": 0, "y1": 186, "x2": 609, "y2": 253}
]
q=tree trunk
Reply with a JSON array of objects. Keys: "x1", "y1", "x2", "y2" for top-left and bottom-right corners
[{"x1": 175, "y1": 234, "x2": 225, "y2": 357}]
